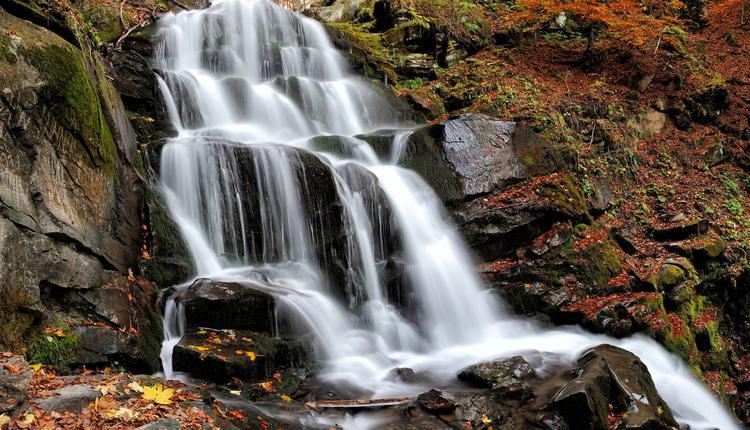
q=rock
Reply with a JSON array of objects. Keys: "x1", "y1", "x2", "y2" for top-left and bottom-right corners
[
  {"x1": 398, "y1": 53, "x2": 438, "y2": 78},
  {"x1": 172, "y1": 328, "x2": 310, "y2": 384},
  {"x1": 458, "y1": 356, "x2": 535, "y2": 401},
  {"x1": 111, "y1": 50, "x2": 158, "y2": 117},
  {"x1": 417, "y1": 389, "x2": 457, "y2": 415},
  {"x1": 453, "y1": 392, "x2": 507, "y2": 426},
  {"x1": 0, "y1": 354, "x2": 32, "y2": 413},
  {"x1": 310, "y1": 0, "x2": 370, "y2": 23},
  {"x1": 37, "y1": 384, "x2": 101, "y2": 413},
  {"x1": 689, "y1": 86, "x2": 731, "y2": 125},
  {"x1": 35, "y1": 273, "x2": 164, "y2": 373},
  {"x1": 173, "y1": 279, "x2": 276, "y2": 332},
  {"x1": 548, "y1": 345, "x2": 678, "y2": 430},
  {"x1": 667, "y1": 231, "x2": 726, "y2": 264},
  {"x1": 394, "y1": 367, "x2": 416, "y2": 382},
  {"x1": 401, "y1": 113, "x2": 564, "y2": 204},
  {"x1": 455, "y1": 174, "x2": 589, "y2": 262},
  {"x1": 133, "y1": 419, "x2": 181, "y2": 430},
  {"x1": 635, "y1": 108, "x2": 667, "y2": 137},
  {"x1": 649, "y1": 218, "x2": 709, "y2": 241}
]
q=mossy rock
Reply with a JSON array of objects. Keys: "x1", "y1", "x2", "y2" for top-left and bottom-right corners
[{"x1": 26, "y1": 327, "x2": 81, "y2": 372}]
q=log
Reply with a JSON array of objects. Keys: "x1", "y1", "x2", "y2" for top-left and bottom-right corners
[{"x1": 305, "y1": 397, "x2": 411, "y2": 410}]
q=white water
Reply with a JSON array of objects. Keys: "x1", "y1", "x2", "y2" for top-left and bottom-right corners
[{"x1": 153, "y1": 1, "x2": 740, "y2": 428}]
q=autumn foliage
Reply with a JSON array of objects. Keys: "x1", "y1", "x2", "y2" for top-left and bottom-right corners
[{"x1": 508, "y1": 0, "x2": 685, "y2": 50}]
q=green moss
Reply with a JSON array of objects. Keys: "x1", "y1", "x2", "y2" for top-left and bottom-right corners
[
  {"x1": 329, "y1": 22, "x2": 399, "y2": 82},
  {"x1": 0, "y1": 34, "x2": 17, "y2": 64},
  {"x1": 537, "y1": 174, "x2": 591, "y2": 222},
  {"x1": 23, "y1": 44, "x2": 116, "y2": 174},
  {"x1": 26, "y1": 329, "x2": 80, "y2": 372}
]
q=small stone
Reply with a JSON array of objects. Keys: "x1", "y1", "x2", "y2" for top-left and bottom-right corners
[{"x1": 394, "y1": 367, "x2": 416, "y2": 382}]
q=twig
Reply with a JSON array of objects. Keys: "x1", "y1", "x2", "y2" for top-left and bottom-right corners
[
  {"x1": 119, "y1": 0, "x2": 127, "y2": 29},
  {"x1": 653, "y1": 36, "x2": 661, "y2": 55},
  {"x1": 115, "y1": 25, "x2": 140, "y2": 50}
]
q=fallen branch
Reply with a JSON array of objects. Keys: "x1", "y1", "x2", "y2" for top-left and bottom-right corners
[
  {"x1": 305, "y1": 397, "x2": 411, "y2": 410},
  {"x1": 166, "y1": 0, "x2": 192, "y2": 10}
]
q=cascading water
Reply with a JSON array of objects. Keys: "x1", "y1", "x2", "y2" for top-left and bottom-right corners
[{"x1": 153, "y1": 1, "x2": 740, "y2": 428}]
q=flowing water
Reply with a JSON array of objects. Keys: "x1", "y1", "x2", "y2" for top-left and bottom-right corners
[{"x1": 153, "y1": 1, "x2": 740, "y2": 428}]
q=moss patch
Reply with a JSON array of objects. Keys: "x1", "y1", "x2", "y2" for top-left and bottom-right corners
[
  {"x1": 26, "y1": 327, "x2": 80, "y2": 372},
  {"x1": 23, "y1": 44, "x2": 116, "y2": 174}
]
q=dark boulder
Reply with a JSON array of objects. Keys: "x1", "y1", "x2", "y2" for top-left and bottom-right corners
[
  {"x1": 173, "y1": 279, "x2": 276, "y2": 332},
  {"x1": 458, "y1": 356, "x2": 535, "y2": 401},
  {"x1": 417, "y1": 389, "x2": 457, "y2": 415},
  {"x1": 649, "y1": 218, "x2": 709, "y2": 242},
  {"x1": 455, "y1": 174, "x2": 589, "y2": 262},
  {"x1": 548, "y1": 345, "x2": 678, "y2": 430},
  {"x1": 172, "y1": 328, "x2": 310, "y2": 384},
  {"x1": 401, "y1": 113, "x2": 564, "y2": 204}
]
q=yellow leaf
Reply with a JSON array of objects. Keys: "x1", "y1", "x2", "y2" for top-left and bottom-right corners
[
  {"x1": 280, "y1": 395, "x2": 292, "y2": 402},
  {"x1": 245, "y1": 351, "x2": 256, "y2": 361},
  {"x1": 54, "y1": 330, "x2": 66, "y2": 338},
  {"x1": 142, "y1": 384, "x2": 174, "y2": 405},
  {"x1": 0, "y1": 414, "x2": 10, "y2": 427},
  {"x1": 260, "y1": 381, "x2": 273, "y2": 393},
  {"x1": 229, "y1": 390, "x2": 241, "y2": 396},
  {"x1": 127, "y1": 381, "x2": 144, "y2": 393},
  {"x1": 196, "y1": 330, "x2": 207, "y2": 335},
  {"x1": 29, "y1": 364, "x2": 42, "y2": 373},
  {"x1": 481, "y1": 415, "x2": 492, "y2": 424},
  {"x1": 22, "y1": 414, "x2": 35, "y2": 424},
  {"x1": 188, "y1": 345, "x2": 210, "y2": 352}
]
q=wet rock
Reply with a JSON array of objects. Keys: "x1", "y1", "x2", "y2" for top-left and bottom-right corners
[
  {"x1": 649, "y1": 218, "x2": 709, "y2": 241},
  {"x1": 458, "y1": 356, "x2": 535, "y2": 401},
  {"x1": 172, "y1": 328, "x2": 310, "y2": 384},
  {"x1": 548, "y1": 345, "x2": 678, "y2": 430},
  {"x1": 0, "y1": 354, "x2": 32, "y2": 413},
  {"x1": 453, "y1": 392, "x2": 507, "y2": 426},
  {"x1": 402, "y1": 113, "x2": 564, "y2": 204},
  {"x1": 111, "y1": 50, "x2": 158, "y2": 117},
  {"x1": 37, "y1": 384, "x2": 101, "y2": 413},
  {"x1": 394, "y1": 367, "x2": 416, "y2": 382},
  {"x1": 417, "y1": 389, "x2": 457, "y2": 415},
  {"x1": 174, "y1": 279, "x2": 276, "y2": 332}
]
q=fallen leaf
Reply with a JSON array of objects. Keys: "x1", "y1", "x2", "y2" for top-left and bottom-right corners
[
  {"x1": 229, "y1": 390, "x2": 241, "y2": 396},
  {"x1": 142, "y1": 384, "x2": 175, "y2": 405},
  {"x1": 29, "y1": 364, "x2": 42, "y2": 373},
  {"x1": 127, "y1": 381, "x2": 144, "y2": 393},
  {"x1": 280, "y1": 395, "x2": 292, "y2": 402},
  {"x1": 245, "y1": 351, "x2": 256, "y2": 361},
  {"x1": 0, "y1": 414, "x2": 10, "y2": 427}
]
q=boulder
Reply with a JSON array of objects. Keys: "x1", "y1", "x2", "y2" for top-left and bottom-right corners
[
  {"x1": 649, "y1": 218, "x2": 709, "y2": 241},
  {"x1": 173, "y1": 279, "x2": 276, "y2": 332},
  {"x1": 401, "y1": 113, "x2": 564, "y2": 204},
  {"x1": 667, "y1": 231, "x2": 726, "y2": 264},
  {"x1": 309, "y1": 0, "x2": 370, "y2": 23},
  {"x1": 172, "y1": 328, "x2": 310, "y2": 384},
  {"x1": 37, "y1": 384, "x2": 101, "y2": 413},
  {"x1": 548, "y1": 345, "x2": 678, "y2": 430},
  {"x1": 455, "y1": 174, "x2": 589, "y2": 262},
  {"x1": 458, "y1": 356, "x2": 535, "y2": 401},
  {"x1": 417, "y1": 389, "x2": 457, "y2": 415},
  {"x1": 0, "y1": 354, "x2": 32, "y2": 413}
]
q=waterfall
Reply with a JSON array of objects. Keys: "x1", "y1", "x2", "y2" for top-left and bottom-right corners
[{"x1": 153, "y1": 1, "x2": 740, "y2": 428}]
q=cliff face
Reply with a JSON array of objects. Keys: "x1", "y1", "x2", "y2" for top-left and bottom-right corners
[{"x1": 0, "y1": 1, "x2": 167, "y2": 371}]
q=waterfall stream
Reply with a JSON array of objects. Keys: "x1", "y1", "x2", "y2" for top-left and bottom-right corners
[{"x1": 153, "y1": 1, "x2": 740, "y2": 428}]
